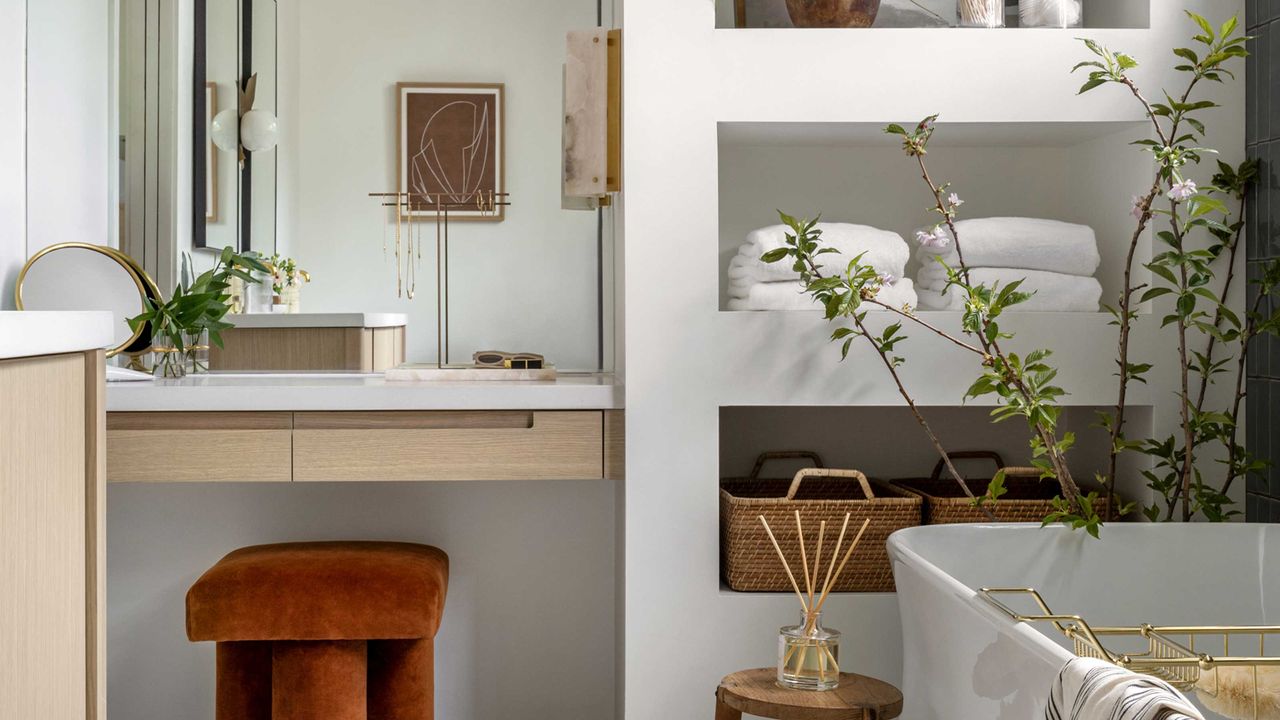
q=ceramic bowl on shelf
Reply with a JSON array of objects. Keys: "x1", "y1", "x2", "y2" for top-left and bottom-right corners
[{"x1": 785, "y1": 0, "x2": 881, "y2": 27}]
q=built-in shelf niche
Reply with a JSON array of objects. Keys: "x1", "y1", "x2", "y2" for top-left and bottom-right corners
[
  {"x1": 720, "y1": 404, "x2": 1153, "y2": 503},
  {"x1": 718, "y1": 120, "x2": 1153, "y2": 313},
  {"x1": 714, "y1": 0, "x2": 1150, "y2": 29}
]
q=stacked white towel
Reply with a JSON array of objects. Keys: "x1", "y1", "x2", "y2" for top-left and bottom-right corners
[
  {"x1": 728, "y1": 223, "x2": 915, "y2": 312},
  {"x1": 915, "y1": 217, "x2": 1102, "y2": 312},
  {"x1": 1046, "y1": 657, "x2": 1205, "y2": 720}
]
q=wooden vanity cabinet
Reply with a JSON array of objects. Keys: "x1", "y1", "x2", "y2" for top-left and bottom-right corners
[
  {"x1": 107, "y1": 409, "x2": 625, "y2": 483},
  {"x1": 0, "y1": 351, "x2": 105, "y2": 720}
]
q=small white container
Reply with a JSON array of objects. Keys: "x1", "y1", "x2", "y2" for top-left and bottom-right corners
[{"x1": 1019, "y1": 0, "x2": 1081, "y2": 27}]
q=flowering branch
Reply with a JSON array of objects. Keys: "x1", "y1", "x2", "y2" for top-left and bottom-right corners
[
  {"x1": 1077, "y1": 12, "x2": 1262, "y2": 521},
  {"x1": 765, "y1": 215, "x2": 997, "y2": 520}
]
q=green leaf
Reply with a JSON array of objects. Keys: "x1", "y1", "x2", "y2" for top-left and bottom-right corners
[{"x1": 760, "y1": 248, "x2": 790, "y2": 264}]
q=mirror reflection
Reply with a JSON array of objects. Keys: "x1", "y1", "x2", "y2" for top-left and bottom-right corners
[{"x1": 114, "y1": 0, "x2": 615, "y2": 373}]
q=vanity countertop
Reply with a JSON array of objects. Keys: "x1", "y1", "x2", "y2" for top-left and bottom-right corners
[
  {"x1": 227, "y1": 312, "x2": 408, "y2": 329},
  {"x1": 0, "y1": 311, "x2": 116, "y2": 360},
  {"x1": 106, "y1": 371, "x2": 624, "y2": 412}
]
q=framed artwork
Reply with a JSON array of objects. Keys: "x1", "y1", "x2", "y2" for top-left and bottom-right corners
[
  {"x1": 396, "y1": 82, "x2": 505, "y2": 222},
  {"x1": 205, "y1": 82, "x2": 218, "y2": 222}
]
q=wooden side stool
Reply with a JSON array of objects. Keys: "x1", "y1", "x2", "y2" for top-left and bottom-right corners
[{"x1": 715, "y1": 668, "x2": 903, "y2": 720}]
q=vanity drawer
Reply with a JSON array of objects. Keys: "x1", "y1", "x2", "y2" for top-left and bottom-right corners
[
  {"x1": 292, "y1": 411, "x2": 604, "y2": 481},
  {"x1": 106, "y1": 412, "x2": 293, "y2": 483}
]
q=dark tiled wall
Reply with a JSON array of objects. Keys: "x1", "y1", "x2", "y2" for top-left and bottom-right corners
[{"x1": 1247, "y1": 2, "x2": 1280, "y2": 521}]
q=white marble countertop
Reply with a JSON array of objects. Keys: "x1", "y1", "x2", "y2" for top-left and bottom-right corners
[
  {"x1": 0, "y1": 311, "x2": 116, "y2": 360},
  {"x1": 227, "y1": 312, "x2": 408, "y2": 329},
  {"x1": 106, "y1": 371, "x2": 624, "y2": 411}
]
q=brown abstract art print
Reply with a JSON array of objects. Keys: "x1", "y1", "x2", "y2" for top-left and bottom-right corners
[{"x1": 397, "y1": 82, "x2": 505, "y2": 222}]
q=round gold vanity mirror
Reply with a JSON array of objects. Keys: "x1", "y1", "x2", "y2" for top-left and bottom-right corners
[{"x1": 15, "y1": 243, "x2": 161, "y2": 358}]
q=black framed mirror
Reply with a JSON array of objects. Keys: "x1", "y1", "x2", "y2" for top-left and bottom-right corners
[{"x1": 193, "y1": 0, "x2": 277, "y2": 255}]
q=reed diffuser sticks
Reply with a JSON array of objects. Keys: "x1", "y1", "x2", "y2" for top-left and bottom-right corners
[{"x1": 760, "y1": 512, "x2": 871, "y2": 690}]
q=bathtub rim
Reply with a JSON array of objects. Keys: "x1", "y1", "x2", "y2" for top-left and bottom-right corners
[{"x1": 887, "y1": 523, "x2": 1075, "y2": 669}]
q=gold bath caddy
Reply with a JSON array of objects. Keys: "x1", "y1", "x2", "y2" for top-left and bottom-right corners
[{"x1": 981, "y1": 587, "x2": 1280, "y2": 719}]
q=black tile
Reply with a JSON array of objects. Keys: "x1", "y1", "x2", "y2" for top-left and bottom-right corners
[
  {"x1": 1249, "y1": 173, "x2": 1262, "y2": 260},
  {"x1": 1260, "y1": 142, "x2": 1273, "y2": 259},
  {"x1": 1249, "y1": 43, "x2": 1258, "y2": 146},
  {"x1": 1259, "y1": 23, "x2": 1271, "y2": 142},
  {"x1": 1250, "y1": 379, "x2": 1269, "y2": 470},
  {"x1": 1249, "y1": 0, "x2": 1258, "y2": 29}
]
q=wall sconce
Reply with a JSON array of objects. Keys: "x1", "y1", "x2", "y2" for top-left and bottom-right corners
[
  {"x1": 563, "y1": 29, "x2": 621, "y2": 209},
  {"x1": 210, "y1": 73, "x2": 279, "y2": 167}
]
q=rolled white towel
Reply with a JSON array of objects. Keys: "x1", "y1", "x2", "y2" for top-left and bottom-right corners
[
  {"x1": 915, "y1": 268, "x2": 1101, "y2": 312},
  {"x1": 732, "y1": 223, "x2": 909, "y2": 283},
  {"x1": 915, "y1": 217, "x2": 1100, "y2": 278},
  {"x1": 1046, "y1": 657, "x2": 1204, "y2": 720},
  {"x1": 727, "y1": 278, "x2": 917, "y2": 312}
]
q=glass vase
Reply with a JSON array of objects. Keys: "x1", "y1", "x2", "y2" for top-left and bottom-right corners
[
  {"x1": 184, "y1": 330, "x2": 210, "y2": 374},
  {"x1": 150, "y1": 335, "x2": 187, "y2": 379},
  {"x1": 1018, "y1": 0, "x2": 1080, "y2": 27},
  {"x1": 957, "y1": 0, "x2": 1004, "y2": 26},
  {"x1": 778, "y1": 611, "x2": 841, "y2": 691},
  {"x1": 281, "y1": 284, "x2": 301, "y2": 314}
]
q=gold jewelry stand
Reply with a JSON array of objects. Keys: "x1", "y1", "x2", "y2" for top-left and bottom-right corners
[{"x1": 369, "y1": 190, "x2": 510, "y2": 370}]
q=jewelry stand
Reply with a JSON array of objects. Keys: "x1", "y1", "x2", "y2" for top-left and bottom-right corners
[{"x1": 369, "y1": 191, "x2": 556, "y2": 382}]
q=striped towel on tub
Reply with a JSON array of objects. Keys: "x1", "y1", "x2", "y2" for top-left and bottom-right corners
[{"x1": 1046, "y1": 657, "x2": 1205, "y2": 720}]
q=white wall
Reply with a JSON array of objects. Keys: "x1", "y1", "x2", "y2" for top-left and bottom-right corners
[
  {"x1": 2, "y1": 0, "x2": 110, "y2": 308},
  {"x1": 286, "y1": 0, "x2": 603, "y2": 370},
  {"x1": 0, "y1": 0, "x2": 25, "y2": 310},
  {"x1": 26, "y1": 0, "x2": 110, "y2": 257},
  {"x1": 107, "y1": 481, "x2": 618, "y2": 720}
]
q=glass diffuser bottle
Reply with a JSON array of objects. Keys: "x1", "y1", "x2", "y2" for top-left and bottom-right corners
[{"x1": 778, "y1": 610, "x2": 841, "y2": 691}]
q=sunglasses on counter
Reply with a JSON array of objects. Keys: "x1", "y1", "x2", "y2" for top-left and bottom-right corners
[{"x1": 472, "y1": 351, "x2": 545, "y2": 369}]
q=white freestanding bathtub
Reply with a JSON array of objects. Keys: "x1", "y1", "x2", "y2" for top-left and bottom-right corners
[{"x1": 887, "y1": 523, "x2": 1280, "y2": 720}]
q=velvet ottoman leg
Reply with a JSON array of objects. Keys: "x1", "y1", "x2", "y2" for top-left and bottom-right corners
[
  {"x1": 272, "y1": 640, "x2": 368, "y2": 720},
  {"x1": 368, "y1": 638, "x2": 435, "y2": 720},
  {"x1": 216, "y1": 641, "x2": 272, "y2": 720}
]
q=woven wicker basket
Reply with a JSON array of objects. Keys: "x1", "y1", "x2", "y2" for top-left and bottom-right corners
[
  {"x1": 721, "y1": 451, "x2": 921, "y2": 593},
  {"x1": 890, "y1": 450, "x2": 1108, "y2": 524}
]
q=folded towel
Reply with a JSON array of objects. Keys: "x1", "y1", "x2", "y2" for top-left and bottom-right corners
[
  {"x1": 916, "y1": 217, "x2": 1100, "y2": 278},
  {"x1": 732, "y1": 223, "x2": 909, "y2": 283},
  {"x1": 727, "y1": 278, "x2": 918, "y2": 312},
  {"x1": 915, "y1": 268, "x2": 1101, "y2": 312},
  {"x1": 1046, "y1": 657, "x2": 1204, "y2": 720}
]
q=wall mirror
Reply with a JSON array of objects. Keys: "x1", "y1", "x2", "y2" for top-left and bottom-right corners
[{"x1": 115, "y1": 0, "x2": 616, "y2": 372}]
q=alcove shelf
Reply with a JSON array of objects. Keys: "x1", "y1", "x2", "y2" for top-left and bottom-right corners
[
  {"x1": 714, "y1": 0, "x2": 1150, "y2": 29},
  {"x1": 718, "y1": 120, "x2": 1155, "y2": 317},
  {"x1": 712, "y1": 309, "x2": 1156, "y2": 408}
]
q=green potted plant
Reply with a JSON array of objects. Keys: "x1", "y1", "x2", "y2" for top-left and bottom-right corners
[{"x1": 129, "y1": 247, "x2": 270, "y2": 378}]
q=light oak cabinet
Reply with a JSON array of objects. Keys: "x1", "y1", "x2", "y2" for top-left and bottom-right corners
[
  {"x1": 0, "y1": 351, "x2": 105, "y2": 720},
  {"x1": 107, "y1": 410, "x2": 625, "y2": 483}
]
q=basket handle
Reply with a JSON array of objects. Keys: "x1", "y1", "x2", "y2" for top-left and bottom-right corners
[
  {"x1": 999, "y1": 466, "x2": 1043, "y2": 479},
  {"x1": 929, "y1": 450, "x2": 1007, "y2": 482},
  {"x1": 787, "y1": 468, "x2": 874, "y2": 501},
  {"x1": 750, "y1": 451, "x2": 825, "y2": 479}
]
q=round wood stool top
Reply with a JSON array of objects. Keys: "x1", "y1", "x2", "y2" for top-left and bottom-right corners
[{"x1": 715, "y1": 668, "x2": 903, "y2": 720}]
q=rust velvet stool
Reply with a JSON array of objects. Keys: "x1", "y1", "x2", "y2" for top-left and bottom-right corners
[{"x1": 186, "y1": 542, "x2": 449, "y2": 720}]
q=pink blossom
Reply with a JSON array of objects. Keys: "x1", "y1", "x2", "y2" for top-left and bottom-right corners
[
  {"x1": 915, "y1": 228, "x2": 950, "y2": 250},
  {"x1": 948, "y1": 193, "x2": 964, "y2": 208},
  {"x1": 878, "y1": 273, "x2": 898, "y2": 287},
  {"x1": 1168, "y1": 179, "x2": 1197, "y2": 202},
  {"x1": 1130, "y1": 195, "x2": 1145, "y2": 220}
]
